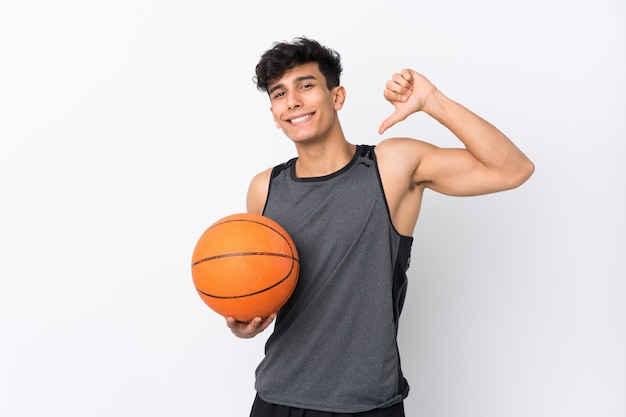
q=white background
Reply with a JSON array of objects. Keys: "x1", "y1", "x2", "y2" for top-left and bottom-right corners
[{"x1": 1, "y1": 1, "x2": 624, "y2": 416}]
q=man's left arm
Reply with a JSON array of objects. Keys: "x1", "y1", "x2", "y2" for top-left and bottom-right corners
[{"x1": 379, "y1": 69, "x2": 535, "y2": 196}]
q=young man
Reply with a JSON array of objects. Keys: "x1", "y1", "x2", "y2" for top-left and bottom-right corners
[{"x1": 226, "y1": 37, "x2": 534, "y2": 416}]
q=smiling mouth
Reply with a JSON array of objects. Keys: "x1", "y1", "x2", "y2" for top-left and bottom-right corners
[{"x1": 288, "y1": 114, "x2": 313, "y2": 125}]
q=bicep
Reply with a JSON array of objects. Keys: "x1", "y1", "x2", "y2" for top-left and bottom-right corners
[{"x1": 417, "y1": 147, "x2": 512, "y2": 196}]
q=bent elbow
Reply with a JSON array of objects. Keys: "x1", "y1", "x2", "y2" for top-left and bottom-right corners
[
  {"x1": 522, "y1": 158, "x2": 535, "y2": 182},
  {"x1": 510, "y1": 158, "x2": 535, "y2": 189}
]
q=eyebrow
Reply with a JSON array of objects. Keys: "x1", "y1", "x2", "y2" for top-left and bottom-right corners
[{"x1": 268, "y1": 75, "x2": 318, "y2": 95}]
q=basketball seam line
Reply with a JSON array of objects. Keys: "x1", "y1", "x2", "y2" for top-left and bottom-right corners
[
  {"x1": 194, "y1": 260, "x2": 298, "y2": 299},
  {"x1": 192, "y1": 252, "x2": 299, "y2": 267}
]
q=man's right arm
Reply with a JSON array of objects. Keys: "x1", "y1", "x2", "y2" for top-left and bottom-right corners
[{"x1": 225, "y1": 168, "x2": 275, "y2": 339}]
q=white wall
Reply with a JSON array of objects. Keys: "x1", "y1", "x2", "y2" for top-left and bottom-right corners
[{"x1": 1, "y1": 1, "x2": 624, "y2": 416}]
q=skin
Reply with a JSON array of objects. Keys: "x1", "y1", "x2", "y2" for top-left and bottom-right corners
[{"x1": 226, "y1": 62, "x2": 535, "y2": 338}]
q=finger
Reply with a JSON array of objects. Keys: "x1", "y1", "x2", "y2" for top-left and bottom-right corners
[
  {"x1": 392, "y1": 71, "x2": 413, "y2": 90},
  {"x1": 378, "y1": 111, "x2": 407, "y2": 135},
  {"x1": 225, "y1": 316, "x2": 254, "y2": 333},
  {"x1": 225, "y1": 315, "x2": 271, "y2": 338},
  {"x1": 385, "y1": 77, "x2": 411, "y2": 98},
  {"x1": 400, "y1": 68, "x2": 414, "y2": 82},
  {"x1": 393, "y1": 71, "x2": 414, "y2": 94},
  {"x1": 257, "y1": 313, "x2": 277, "y2": 332},
  {"x1": 225, "y1": 316, "x2": 236, "y2": 328},
  {"x1": 248, "y1": 316, "x2": 264, "y2": 330},
  {"x1": 383, "y1": 87, "x2": 409, "y2": 103}
]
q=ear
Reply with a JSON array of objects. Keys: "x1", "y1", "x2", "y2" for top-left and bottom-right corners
[{"x1": 332, "y1": 86, "x2": 346, "y2": 110}]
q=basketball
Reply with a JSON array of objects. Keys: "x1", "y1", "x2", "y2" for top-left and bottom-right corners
[{"x1": 191, "y1": 213, "x2": 299, "y2": 321}]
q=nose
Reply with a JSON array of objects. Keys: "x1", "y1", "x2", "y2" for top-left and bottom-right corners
[{"x1": 286, "y1": 91, "x2": 302, "y2": 110}]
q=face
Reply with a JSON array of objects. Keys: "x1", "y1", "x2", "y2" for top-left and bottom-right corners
[{"x1": 268, "y1": 62, "x2": 345, "y2": 144}]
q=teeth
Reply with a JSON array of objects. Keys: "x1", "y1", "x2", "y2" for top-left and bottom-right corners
[{"x1": 291, "y1": 114, "x2": 311, "y2": 123}]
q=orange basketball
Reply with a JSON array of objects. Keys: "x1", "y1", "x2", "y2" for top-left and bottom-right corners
[{"x1": 191, "y1": 213, "x2": 299, "y2": 321}]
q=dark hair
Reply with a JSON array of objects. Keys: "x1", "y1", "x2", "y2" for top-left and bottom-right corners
[{"x1": 254, "y1": 37, "x2": 342, "y2": 93}]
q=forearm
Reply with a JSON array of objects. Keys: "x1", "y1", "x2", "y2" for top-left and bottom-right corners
[{"x1": 422, "y1": 91, "x2": 529, "y2": 171}]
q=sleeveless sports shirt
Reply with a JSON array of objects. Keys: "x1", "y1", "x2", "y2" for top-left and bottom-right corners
[{"x1": 256, "y1": 145, "x2": 412, "y2": 413}]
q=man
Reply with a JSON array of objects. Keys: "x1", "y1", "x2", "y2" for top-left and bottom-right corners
[{"x1": 226, "y1": 37, "x2": 534, "y2": 416}]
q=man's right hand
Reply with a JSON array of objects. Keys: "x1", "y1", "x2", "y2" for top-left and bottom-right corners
[{"x1": 226, "y1": 314, "x2": 277, "y2": 338}]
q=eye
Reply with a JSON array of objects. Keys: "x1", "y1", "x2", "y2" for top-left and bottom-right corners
[
  {"x1": 272, "y1": 91, "x2": 285, "y2": 99},
  {"x1": 301, "y1": 83, "x2": 313, "y2": 90}
]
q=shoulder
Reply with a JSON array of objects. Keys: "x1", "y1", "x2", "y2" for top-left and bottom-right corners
[
  {"x1": 375, "y1": 137, "x2": 436, "y2": 157},
  {"x1": 246, "y1": 167, "x2": 273, "y2": 215},
  {"x1": 375, "y1": 137, "x2": 437, "y2": 174},
  {"x1": 251, "y1": 166, "x2": 274, "y2": 183}
]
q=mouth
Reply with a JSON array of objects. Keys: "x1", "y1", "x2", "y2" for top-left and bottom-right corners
[{"x1": 287, "y1": 113, "x2": 313, "y2": 125}]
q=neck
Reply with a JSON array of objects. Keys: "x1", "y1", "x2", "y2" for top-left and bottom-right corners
[{"x1": 294, "y1": 140, "x2": 356, "y2": 178}]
